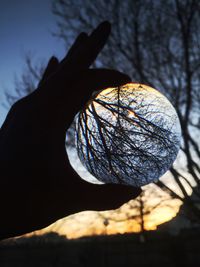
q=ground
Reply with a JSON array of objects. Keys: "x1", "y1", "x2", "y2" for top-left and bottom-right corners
[{"x1": 0, "y1": 229, "x2": 200, "y2": 267}]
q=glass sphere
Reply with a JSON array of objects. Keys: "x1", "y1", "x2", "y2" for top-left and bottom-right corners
[{"x1": 75, "y1": 83, "x2": 181, "y2": 187}]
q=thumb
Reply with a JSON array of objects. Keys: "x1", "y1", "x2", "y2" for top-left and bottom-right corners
[
  {"x1": 67, "y1": 68, "x2": 132, "y2": 114},
  {"x1": 76, "y1": 181, "x2": 142, "y2": 212},
  {"x1": 78, "y1": 68, "x2": 131, "y2": 93},
  {"x1": 34, "y1": 68, "x2": 131, "y2": 129}
]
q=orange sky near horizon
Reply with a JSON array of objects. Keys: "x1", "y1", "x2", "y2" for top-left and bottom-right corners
[{"x1": 22, "y1": 184, "x2": 182, "y2": 240}]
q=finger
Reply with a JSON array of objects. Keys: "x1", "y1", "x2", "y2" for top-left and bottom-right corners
[
  {"x1": 58, "y1": 21, "x2": 111, "y2": 74},
  {"x1": 59, "y1": 32, "x2": 88, "y2": 66},
  {"x1": 76, "y1": 181, "x2": 142, "y2": 212},
  {"x1": 46, "y1": 68, "x2": 131, "y2": 99},
  {"x1": 74, "y1": 21, "x2": 111, "y2": 69},
  {"x1": 69, "y1": 69, "x2": 131, "y2": 112},
  {"x1": 38, "y1": 56, "x2": 59, "y2": 87},
  {"x1": 95, "y1": 184, "x2": 142, "y2": 211},
  {"x1": 35, "y1": 68, "x2": 131, "y2": 129},
  {"x1": 45, "y1": 68, "x2": 131, "y2": 117}
]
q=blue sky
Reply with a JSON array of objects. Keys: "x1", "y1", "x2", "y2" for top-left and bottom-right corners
[{"x1": 0, "y1": 0, "x2": 65, "y2": 125}]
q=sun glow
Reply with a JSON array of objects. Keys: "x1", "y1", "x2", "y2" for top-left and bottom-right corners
[{"x1": 23, "y1": 185, "x2": 182, "y2": 239}]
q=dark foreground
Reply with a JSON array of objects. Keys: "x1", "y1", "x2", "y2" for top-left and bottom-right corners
[{"x1": 0, "y1": 229, "x2": 199, "y2": 267}]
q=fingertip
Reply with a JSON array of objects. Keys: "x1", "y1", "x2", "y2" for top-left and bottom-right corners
[
  {"x1": 50, "y1": 56, "x2": 59, "y2": 65},
  {"x1": 131, "y1": 186, "x2": 142, "y2": 198},
  {"x1": 91, "y1": 21, "x2": 111, "y2": 38},
  {"x1": 59, "y1": 32, "x2": 89, "y2": 67},
  {"x1": 97, "y1": 21, "x2": 111, "y2": 30},
  {"x1": 112, "y1": 183, "x2": 142, "y2": 198},
  {"x1": 100, "y1": 183, "x2": 142, "y2": 210}
]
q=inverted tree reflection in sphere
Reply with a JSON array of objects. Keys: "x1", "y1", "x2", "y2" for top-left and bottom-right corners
[{"x1": 75, "y1": 83, "x2": 181, "y2": 187}]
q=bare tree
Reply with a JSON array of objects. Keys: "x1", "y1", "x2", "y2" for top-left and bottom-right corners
[
  {"x1": 4, "y1": 0, "x2": 200, "y2": 233},
  {"x1": 52, "y1": 0, "x2": 200, "y2": 219}
]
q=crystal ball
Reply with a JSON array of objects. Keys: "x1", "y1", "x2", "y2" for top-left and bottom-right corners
[{"x1": 75, "y1": 83, "x2": 181, "y2": 187}]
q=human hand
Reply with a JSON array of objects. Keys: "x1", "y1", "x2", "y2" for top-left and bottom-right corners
[{"x1": 0, "y1": 22, "x2": 141, "y2": 239}]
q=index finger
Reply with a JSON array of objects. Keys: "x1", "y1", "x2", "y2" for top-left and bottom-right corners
[
  {"x1": 60, "y1": 21, "x2": 111, "y2": 73},
  {"x1": 76, "y1": 21, "x2": 111, "y2": 69}
]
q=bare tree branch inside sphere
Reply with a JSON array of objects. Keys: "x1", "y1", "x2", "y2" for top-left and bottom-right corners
[{"x1": 75, "y1": 83, "x2": 181, "y2": 187}]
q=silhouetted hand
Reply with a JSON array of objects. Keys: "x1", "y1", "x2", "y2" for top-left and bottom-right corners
[{"x1": 0, "y1": 22, "x2": 141, "y2": 240}]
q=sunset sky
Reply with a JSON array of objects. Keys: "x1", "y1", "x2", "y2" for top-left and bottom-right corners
[
  {"x1": 24, "y1": 184, "x2": 182, "y2": 239},
  {"x1": 1, "y1": 1, "x2": 189, "y2": 240}
]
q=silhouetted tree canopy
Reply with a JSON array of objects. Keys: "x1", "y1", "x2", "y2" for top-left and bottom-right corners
[
  {"x1": 52, "y1": 0, "x2": 200, "y2": 219},
  {"x1": 4, "y1": 0, "x2": 200, "y2": 224}
]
